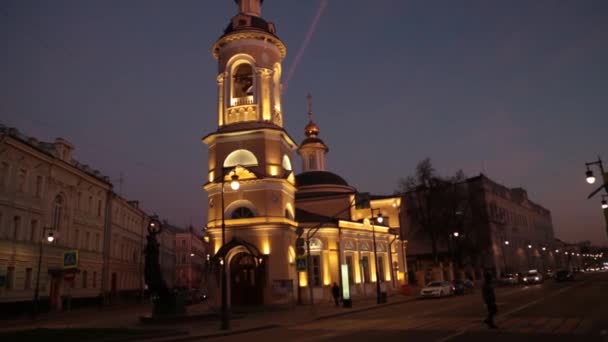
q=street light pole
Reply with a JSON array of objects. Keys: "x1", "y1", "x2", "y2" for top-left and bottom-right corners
[{"x1": 32, "y1": 227, "x2": 53, "y2": 318}]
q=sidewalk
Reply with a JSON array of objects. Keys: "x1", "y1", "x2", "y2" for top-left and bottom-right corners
[
  {"x1": 0, "y1": 293, "x2": 418, "y2": 341},
  {"x1": 147, "y1": 293, "x2": 418, "y2": 341}
]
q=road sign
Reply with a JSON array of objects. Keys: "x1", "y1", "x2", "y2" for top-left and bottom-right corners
[
  {"x1": 63, "y1": 250, "x2": 79, "y2": 269},
  {"x1": 296, "y1": 238, "x2": 305, "y2": 255},
  {"x1": 296, "y1": 256, "x2": 307, "y2": 271}
]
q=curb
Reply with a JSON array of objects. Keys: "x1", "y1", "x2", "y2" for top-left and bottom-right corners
[
  {"x1": 144, "y1": 324, "x2": 281, "y2": 342},
  {"x1": 314, "y1": 296, "x2": 417, "y2": 321}
]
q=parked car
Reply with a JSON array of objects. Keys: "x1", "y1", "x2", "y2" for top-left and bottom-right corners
[
  {"x1": 453, "y1": 279, "x2": 475, "y2": 295},
  {"x1": 420, "y1": 281, "x2": 454, "y2": 298},
  {"x1": 555, "y1": 270, "x2": 575, "y2": 282},
  {"x1": 522, "y1": 270, "x2": 543, "y2": 284},
  {"x1": 545, "y1": 269, "x2": 555, "y2": 278},
  {"x1": 499, "y1": 273, "x2": 519, "y2": 286}
]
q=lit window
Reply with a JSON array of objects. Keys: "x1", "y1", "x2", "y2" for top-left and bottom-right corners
[
  {"x1": 223, "y1": 149, "x2": 258, "y2": 168},
  {"x1": 231, "y1": 207, "x2": 255, "y2": 219}
]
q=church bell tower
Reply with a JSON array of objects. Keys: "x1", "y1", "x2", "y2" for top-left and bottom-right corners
[{"x1": 203, "y1": 0, "x2": 298, "y2": 306}]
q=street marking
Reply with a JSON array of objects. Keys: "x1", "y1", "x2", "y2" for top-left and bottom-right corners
[
  {"x1": 554, "y1": 317, "x2": 583, "y2": 334},
  {"x1": 435, "y1": 278, "x2": 592, "y2": 342}
]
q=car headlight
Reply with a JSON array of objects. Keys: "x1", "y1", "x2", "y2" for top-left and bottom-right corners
[
  {"x1": 534, "y1": 277, "x2": 539, "y2": 281},
  {"x1": 523, "y1": 277, "x2": 528, "y2": 281}
]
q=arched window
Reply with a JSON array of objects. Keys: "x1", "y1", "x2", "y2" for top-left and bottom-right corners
[
  {"x1": 282, "y1": 154, "x2": 292, "y2": 171},
  {"x1": 223, "y1": 149, "x2": 258, "y2": 168},
  {"x1": 231, "y1": 207, "x2": 255, "y2": 219},
  {"x1": 233, "y1": 64, "x2": 254, "y2": 98},
  {"x1": 53, "y1": 195, "x2": 63, "y2": 232}
]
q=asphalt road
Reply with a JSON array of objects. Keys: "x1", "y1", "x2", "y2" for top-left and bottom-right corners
[{"x1": 208, "y1": 272, "x2": 608, "y2": 342}]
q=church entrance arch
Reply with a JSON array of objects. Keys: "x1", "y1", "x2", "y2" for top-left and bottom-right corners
[
  {"x1": 230, "y1": 252, "x2": 263, "y2": 306},
  {"x1": 214, "y1": 237, "x2": 265, "y2": 307}
]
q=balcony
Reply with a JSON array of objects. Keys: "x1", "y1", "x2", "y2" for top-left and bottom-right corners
[{"x1": 230, "y1": 96, "x2": 254, "y2": 107}]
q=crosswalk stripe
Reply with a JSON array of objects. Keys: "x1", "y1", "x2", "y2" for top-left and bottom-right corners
[
  {"x1": 518, "y1": 317, "x2": 550, "y2": 333},
  {"x1": 536, "y1": 317, "x2": 566, "y2": 334},
  {"x1": 554, "y1": 318, "x2": 583, "y2": 334}
]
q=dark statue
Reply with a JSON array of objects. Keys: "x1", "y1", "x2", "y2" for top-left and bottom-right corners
[{"x1": 144, "y1": 219, "x2": 184, "y2": 316}]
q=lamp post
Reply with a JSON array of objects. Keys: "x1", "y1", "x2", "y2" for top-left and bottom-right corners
[
  {"x1": 601, "y1": 195, "x2": 608, "y2": 209},
  {"x1": 219, "y1": 167, "x2": 239, "y2": 330},
  {"x1": 502, "y1": 239, "x2": 510, "y2": 275},
  {"x1": 32, "y1": 227, "x2": 54, "y2": 318},
  {"x1": 369, "y1": 208, "x2": 384, "y2": 304}
]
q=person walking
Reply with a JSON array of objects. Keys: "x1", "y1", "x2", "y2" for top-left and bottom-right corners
[
  {"x1": 331, "y1": 282, "x2": 341, "y2": 307},
  {"x1": 482, "y1": 272, "x2": 498, "y2": 328}
]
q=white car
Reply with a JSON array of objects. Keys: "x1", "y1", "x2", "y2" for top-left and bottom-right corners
[
  {"x1": 420, "y1": 281, "x2": 454, "y2": 298},
  {"x1": 522, "y1": 270, "x2": 543, "y2": 284}
]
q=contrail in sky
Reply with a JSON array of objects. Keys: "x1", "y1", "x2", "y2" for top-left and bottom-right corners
[{"x1": 284, "y1": 0, "x2": 327, "y2": 92}]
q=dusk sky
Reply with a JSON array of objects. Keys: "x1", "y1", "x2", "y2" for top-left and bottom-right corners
[{"x1": 1, "y1": 0, "x2": 607, "y2": 245}]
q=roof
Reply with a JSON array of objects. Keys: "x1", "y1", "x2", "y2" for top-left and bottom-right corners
[
  {"x1": 0, "y1": 124, "x2": 111, "y2": 184},
  {"x1": 296, "y1": 171, "x2": 349, "y2": 187},
  {"x1": 295, "y1": 208, "x2": 339, "y2": 224}
]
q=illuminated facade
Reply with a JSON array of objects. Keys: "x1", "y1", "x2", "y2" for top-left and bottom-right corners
[
  {"x1": 203, "y1": 0, "x2": 406, "y2": 307},
  {"x1": 0, "y1": 125, "x2": 175, "y2": 311}
]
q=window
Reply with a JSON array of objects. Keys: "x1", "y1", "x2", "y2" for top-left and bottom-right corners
[
  {"x1": 308, "y1": 155, "x2": 316, "y2": 170},
  {"x1": 311, "y1": 255, "x2": 321, "y2": 287},
  {"x1": 53, "y1": 195, "x2": 63, "y2": 233},
  {"x1": 361, "y1": 256, "x2": 370, "y2": 283},
  {"x1": 95, "y1": 233, "x2": 100, "y2": 252},
  {"x1": 17, "y1": 168, "x2": 27, "y2": 192},
  {"x1": 6, "y1": 267, "x2": 14, "y2": 290},
  {"x1": 181, "y1": 255, "x2": 186, "y2": 264},
  {"x1": 88, "y1": 196, "x2": 92, "y2": 213},
  {"x1": 77, "y1": 192, "x2": 82, "y2": 209},
  {"x1": 73, "y1": 229, "x2": 80, "y2": 248},
  {"x1": 35, "y1": 176, "x2": 43, "y2": 198},
  {"x1": 13, "y1": 216, "x2": 21, "y2": 240},
  {"x1": 0, "y1": 162, "x2": 9, "y2": 186},
  {"x1": 345, "y1": 255, "x2": 354, "y2": 285},
  {"x1": 85, "y1": 232, "x2": 90, "y2": 250},
  {"x1": 223, "y1": 149, "x2": 258, "y2": 167},
  {"x1": 377, "y1": 256, "x2": 385, "y2": 282},
  {"x1": 82, "y1": 271, "x2": 87, "y2": 289},
  {"x1": 231, "y1": 207, "x2": 255, "y2": 219},
  {"x1": 92, "y1": 272, "x2": 97, "y2": 288},
  {"x1": 30, "y1": 220, "x2": 38, "y2": 242},
  {"x1": 133, "y1": 250, "x2": 138, "y2": 263},
  {"x1": 25, "y1": 268, "x2": 32, "y2": 289},
  {"x1": 232, "y1": 63, "x2": 254, "y2": 98},
  {"x1": 181, "y1": 239, "x2": 186, "y2": 248},
  {"x1": 97, "y1": 200, "x2": 102, "y2": 217}
]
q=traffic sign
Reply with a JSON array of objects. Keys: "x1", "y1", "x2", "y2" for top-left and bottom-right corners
[
  {"x1": 296, "y1": 256, "x2": 307, "y2": 271},
  {"x1": 296, "y1": 238, "x2": 305, "y2": 255}
]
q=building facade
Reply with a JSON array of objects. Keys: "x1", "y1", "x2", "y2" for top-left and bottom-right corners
[
  {"x1": 403, "y1": 173, "x2": 557, "y2": 283},
  {"x1": 203, "y1": 0, "x2": 406, "y2": 308},
  {"x1": 0, "y1": 125, "x2": 176, "y2": 312},
  {"x1": 174, "y1": 226, "x2": 206, "y2": 289}
]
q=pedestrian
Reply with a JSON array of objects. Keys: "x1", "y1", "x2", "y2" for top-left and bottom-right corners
[
  {"x1": 331, "y1": 282, "x2": 341, "y2": 307},
  {"x1": 482, "y1": 272, "x2": 498, "y2": 329}
]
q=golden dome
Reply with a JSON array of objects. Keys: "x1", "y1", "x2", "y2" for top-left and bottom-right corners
[{"x1": 304, "y1": 120, "x2": 320, "y2": 137}]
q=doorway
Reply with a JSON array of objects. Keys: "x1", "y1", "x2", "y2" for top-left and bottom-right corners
[{"x1": 230, "y1": 252, "x2": 263, "y2": 306}]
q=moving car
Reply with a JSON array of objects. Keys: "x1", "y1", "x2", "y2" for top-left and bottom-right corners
[
  {"x1": 499, "y1": 273, "x2": 519, "y2": 285},
  {"x1": 555, "y1": 270, "x2": 575, "y2": 282},
  {"x1": 453, "y1": 279, "x2": 475, "y2": 295},
  {"x1": 420, "y1": 281, "x2": 454, "y2": 298},
  {"x1": 522, "y1": 270, "x2": 543, "y2": 284}
]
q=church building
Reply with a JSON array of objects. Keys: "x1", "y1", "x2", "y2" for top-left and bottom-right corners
[{"x1": 203, "y1": 0, "x2": 407, "y2": 307}]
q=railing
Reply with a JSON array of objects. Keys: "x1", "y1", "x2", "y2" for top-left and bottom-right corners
[{"x1": 230, "y1": 96, "x2": 254, "y2": 107}]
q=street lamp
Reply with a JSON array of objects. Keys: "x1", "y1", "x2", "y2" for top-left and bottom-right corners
[
  {"x1": 601, "y1": 195, "x2": 607, "y2": 209},
  {"x1": 218, "y1": 167, "x2": 240, "y2": 330},
  {"x1": 528, "y1": 244, "x2": 532, "y2": 249},
  {"x1": 453, "y1": 232, "x2": 460, "y2": 238},
  {"x1": 586, "y1": 169, "x2": 596, "y2": 184},
  {"x1": 32, "y1": 227, "x2": 55, "y2": 317},
  {"x1": 504, "y1": 240, "x2": 510, "y2": 245}
]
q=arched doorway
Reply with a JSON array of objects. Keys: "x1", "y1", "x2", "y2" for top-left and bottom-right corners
[{"x1": 230, "y1": 252, "x2": 263, "y2": 306}]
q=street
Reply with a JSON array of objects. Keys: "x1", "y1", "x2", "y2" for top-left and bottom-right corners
[{"x1": 209, "y1": 272, "x2": 608, "y2": 342}]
